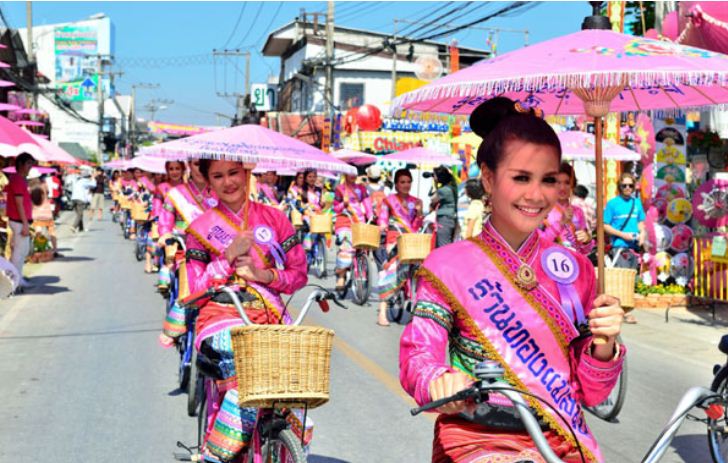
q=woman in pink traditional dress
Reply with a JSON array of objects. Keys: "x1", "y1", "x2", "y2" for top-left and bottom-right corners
[
  {"x1": 541, "y1": 162, "x2": 594, "y2": 256},
  {"x1": 134, "y1": 168, "x2": 159, "y2": 273},
  {"x1": 158, "y1": 159, "x2": 218, "y2": 346},
  {"x1": 149, "y1": 161, "x2": 185, "y2": 289},
  {"x1": 400, "y1": 97, "x2": 625, "y2": 463},
  {"x1": 333, "y1": 173, "x2": 371, "y2": 291},
  {"x1": 295, "y1": 169, "x2": 324, "y2": 255},
  {"x1": 286, "y1": 171, "x2": 305, "y2": 226},
  {"x1": 377, "y1": 169, "x2": 423, "y2": 326},
  {"x1": 185, "y1": 159, "x2": 307, "y2": 462},
  {"x1": 257, "y1": 170, "x2": 285, "y2": 210}
]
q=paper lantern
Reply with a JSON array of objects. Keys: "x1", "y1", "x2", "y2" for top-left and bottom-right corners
[
  {"x1": 356, "y1": 105, "x2": 382, "y2": 131},
  {"x1": 655, "y1": 251, "x2": 672, "y2": 283},
  {"x1": 645, "y1": 223, "x2": 673, "y2": 253},
  {"x1": 670, "y1": 253, "x2": 693, "y2": 286}
]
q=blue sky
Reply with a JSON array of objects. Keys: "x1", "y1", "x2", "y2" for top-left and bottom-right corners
[{"x1": 1, "y1": 1, "x2": 593, "y2": 125}]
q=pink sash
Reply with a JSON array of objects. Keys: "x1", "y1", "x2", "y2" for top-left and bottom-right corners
[
  {"x1": 259, "y1": 184, "x2": 280, "y2": 205},
  {"x1": 140, "y1": 177, "x2": 155, "y2": 192},
  {"x1": 384, "y1": 194, "x2": 417, "y2": 233},
  {"x1": 420, "y1": 238, "x2": 602, "y2": 462},
  {"x1": 167, "y1": 183, "x2": 213, "y2": 225},
  {"x1": 339, "y1": 184, "x2": 366, "y2": 223}
]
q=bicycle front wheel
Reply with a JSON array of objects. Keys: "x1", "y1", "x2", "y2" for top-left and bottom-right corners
[
  {"x1": 313, "y1": 238, "x2": 327, "y2": 279},
  {"x1": 351, "y1": 252, "x2": 371, "y2": 306},
  {"x1": 586, "y1": 345, "x2": 627, "y2": 421},
  {"x1": 260, "y1": 428, "x2": 307, "y2": 463},
  {"x1": 709, "y1": 365, "x2": 728, "y2": 463}
]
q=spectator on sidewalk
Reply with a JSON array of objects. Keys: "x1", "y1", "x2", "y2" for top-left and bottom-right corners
[
  {"x1": 30, "y1": 174, "x2": 60, "y2": 257},
  {"x1": 46, "y1": 170, "x2": 62, "y2": 220},
  {"x1": 88, "y1": 168, "x2": 105, "y2": 221},
  {"x1": 4, "y1": 153, "x2": 36, "y2": 288},
  {"x1": 572, "y1": 184, "x2": 596, "y2": 232},
  {"x1": 70, "y1": 167, "x2": 96, "y2": 233}
]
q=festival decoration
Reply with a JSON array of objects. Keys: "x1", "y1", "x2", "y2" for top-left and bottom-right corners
[
  {"x1": 355, "y1": 105, "x2": 382, "y2": 132},
  {"x1": 670, "y1": 224, "x2": 694, "y2": 253},
  {"x1": 670, "y1": 252, "x2": 694, "y2": 286},
  {"x1": 693, "y1": 178, "x2": 728, "y2": 227},
  {"x1": 666, "y1": 198, "x2": 693, "y2": 224}
]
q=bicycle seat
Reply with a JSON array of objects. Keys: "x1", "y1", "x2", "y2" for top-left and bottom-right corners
[{"x1": 210, "y1": 289, "x2": 259, "y2": 305}]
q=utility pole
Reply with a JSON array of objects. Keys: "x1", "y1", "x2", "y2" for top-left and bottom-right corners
[
  {"x1": 129, "y1": 82, "x2": 158, "y2": 157},
  {"x1": 97, "y1": 55, "x2": 105, "y2": 161},
  {"x1": 325, "y1": 0, "x2": 334, "y2": 117},
  {"x1": 390, "y1": 19, "x2": 398, "y2": 101},
  {"x1": 26, "y1": 1, "x2": 36, "y2": 109}
]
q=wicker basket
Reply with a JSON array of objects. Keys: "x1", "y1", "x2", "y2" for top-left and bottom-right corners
[
  {"x1": 310, "y1": 214, "x2": 333, "y2": 234},
  {"x1": 131, "y1": 203, "x2": 149, "y2": 222},
  {"x1": 602, "y1": 267, "x2": 637, "y2": 309},
  {"x1": 231, "y1": 324, "x2": 334, "y2": 409},
  {"x1": 119, "y1": 197, "x2": 132, "y2": 210},
  {"x1": 398, "y1": 233, "x2": 432, "y2": 263},
  {"x1": 290, "y1": 209, "x2": 303, "y2": 228},
  {"x1": 352, "y1": 223, "x2": 380, "y2": 249},
  {"x1": 164, "y1": 242, "x2": 179, "y2": 262}
]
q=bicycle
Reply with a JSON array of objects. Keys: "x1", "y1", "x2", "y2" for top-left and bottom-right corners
[
  {"x1": 707, "y1": 334, "x2": 728, "y2": 463},
  {"x1": 387, "y1": 218, "x2": 435, "y2": 325},
  {"x1": 412, "y1": 360, "x2": 726, "y2": 463},
  {"x1": 134, "y1": 218, "x2": 152, "y2": 262},
  {"x1": 174, "y1": 285, "x2": 346, "y2": 463},
  {"x1": 336, "y1": 213, "x2": 375, "y2": 306},
  {"x1": 306, "y1": 229, "x2": 328, "y2": 279}
]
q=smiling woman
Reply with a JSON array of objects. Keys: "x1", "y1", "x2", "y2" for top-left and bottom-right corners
[{"x1": 399, "y1": 97, "x2": 627, "y2": 463}]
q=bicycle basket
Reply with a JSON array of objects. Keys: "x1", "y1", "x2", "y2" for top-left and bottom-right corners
[
  {"x1": 231, "y1": 324, "x2": 335, "y2": 409},
  {"x1": 131, "y1": 202, "x2": 149, "y2": 222},
  {"x1": 310, "y1": 214, "x2": 333, "y2": 234},
  {"x1": 352, "y1": 223, "x2": 380, "y2": 249},
  {"x1": 398, "y1": 233, "x2": 432, "y2": 263},
  {"x1": 601, "y1": 267, "x2": 637, "y2": 309},
  {"x1": 290, "y1": 209, "x2": 304, "y2": 228},
  {"x1": 119, "y1": 197, "x2": 132, "y2": 210}
]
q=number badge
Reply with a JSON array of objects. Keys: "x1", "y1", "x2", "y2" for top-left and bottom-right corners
[{"x1": 541, "y1": 247, "x2": 579, "y2": 285}]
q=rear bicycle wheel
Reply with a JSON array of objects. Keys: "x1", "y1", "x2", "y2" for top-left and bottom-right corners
[
  {"x1": 187, "y1": 347, "x2": 203, "y2": 417},
  {"x1": 709, "y1": 365, "x2": 728, "y2": 463},
  {"x1": 260, "y1": 428, "x2": 307, "y2": 463},
  {"x1": 351, "y1": 252, "x2": 371, "y2": 306},
  {"x1": 586, "y1": 340, "x2": 627, "y2": 421},
  {"x1": 313, "y1": 237, "x2": 327, "y2": 279}
]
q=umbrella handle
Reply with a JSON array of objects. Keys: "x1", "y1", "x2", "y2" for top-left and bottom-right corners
[{"x1": 592, "y1": 335, "x2": 608, "y2": 346}]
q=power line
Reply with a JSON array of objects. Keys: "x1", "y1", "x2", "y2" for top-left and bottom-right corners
[
  {"x1": 253, "y1": 2, "x2": 284, "y2": 48},
  {"x1": 233, "y1": 2, "x2": 264, "y2": 49},
  {"x1": 336, "y1": 2, "x2": 383, "y2": 22},
  {"x1": 222, "y1": 2, "x2": 247, "y2": 49},
  {"x1": 116, "y1": 54, "x2": 213, "y2": 68}
]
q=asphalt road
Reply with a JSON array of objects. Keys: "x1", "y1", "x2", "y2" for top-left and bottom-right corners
[{"x1": 0, "y1": 212, "x2": 725, "y2": 463}]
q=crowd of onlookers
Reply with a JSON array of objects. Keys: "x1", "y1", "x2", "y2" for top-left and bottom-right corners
[{"x1": 0, "y1": 153, "x2": 105, "y2": 295}]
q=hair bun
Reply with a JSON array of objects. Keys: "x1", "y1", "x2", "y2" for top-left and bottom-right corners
[{"x1": 469, "y1": 97, "x2": 519, "y2": 139}]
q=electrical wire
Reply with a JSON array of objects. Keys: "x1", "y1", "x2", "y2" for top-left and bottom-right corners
[
  {"x1": 253, "y1": 2, "x2": 284, "y2": 48},
  {"x1": 222, "y1": 2, "x2": 247, "y2": 49},
  {"x1": 233, "y1": 1, "x2": 264, "y2": 49}
]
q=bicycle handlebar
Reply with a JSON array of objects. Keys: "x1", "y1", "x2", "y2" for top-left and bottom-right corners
[{"x1": 411, "y1": 381, "x2": 722, "y2": 463}]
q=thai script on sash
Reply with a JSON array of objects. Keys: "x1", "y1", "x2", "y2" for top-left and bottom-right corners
[
  {"x1": 207, "y1": 225, "x2": 234, "y2": 247},
  {"x1": 466, "y1": 275, "x2": 589, "y2": 436}
]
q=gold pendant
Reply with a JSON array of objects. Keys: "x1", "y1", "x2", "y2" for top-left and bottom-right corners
[{"x1": 516, "y1": 263, "x2": 537, "y2": 291}]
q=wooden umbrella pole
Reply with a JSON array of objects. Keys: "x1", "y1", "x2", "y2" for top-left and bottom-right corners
[{"x1": 594, "y1": 116, "x2": 606, "y2": 294}]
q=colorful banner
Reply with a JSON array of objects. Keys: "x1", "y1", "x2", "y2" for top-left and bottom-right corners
[
  {"x1": 54, "y1": 25, "x2": 98, "y2": 102},
  {"x1": 147, "y1": 121, "x2": 218, "y2": 136},
  {"x1": 342, "y1": 131, "x2": 450, "y2": 153}
]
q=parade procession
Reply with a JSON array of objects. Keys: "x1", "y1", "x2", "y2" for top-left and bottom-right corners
[{"x1": 5, "y1": 1, "x2": 728, "y2": 462}]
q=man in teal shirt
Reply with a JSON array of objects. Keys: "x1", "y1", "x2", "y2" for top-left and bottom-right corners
[{"x1": 604, "y1": 172, "x2": 646, "y2": 256}]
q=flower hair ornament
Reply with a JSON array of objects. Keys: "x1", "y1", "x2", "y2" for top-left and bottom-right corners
[{"x1": 514, "y1": 101, "x2": 544, "y2": 119}]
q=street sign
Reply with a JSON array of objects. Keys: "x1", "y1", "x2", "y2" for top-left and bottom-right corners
[{"x1": 251, "y1": 83, "x2": 277, "y2": 112}]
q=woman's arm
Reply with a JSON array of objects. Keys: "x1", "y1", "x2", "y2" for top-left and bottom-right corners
[
  {"x1": 266, "y1": 210, "x2": 308, "y2": 294},
  {"x1": 400, "y1": 278, "x2": 455, "y2": 406},
  {"x1": 184, "y1": 232, "x2": 234, "y2": 293}
]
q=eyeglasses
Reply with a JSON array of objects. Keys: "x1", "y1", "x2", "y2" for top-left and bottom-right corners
[{"x1": 620, "y1": 183, "x2": 635, "y2": 189}]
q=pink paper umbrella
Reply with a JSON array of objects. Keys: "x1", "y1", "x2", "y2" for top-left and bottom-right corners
[
  {"x1": 0, "y1": 61, "x2": 10, "y2": 69},
  {"x1": 140, "y1": 123, "x2": 356, "y2": 175},
  {"x1": 0, "y1": 80, "x2": 15, "y2": 88},
  {"x1": 12, "y1": 108, "x2": 45, "y2": 115},
  {"x1": 103, "y1": 158, "x2": 131, "y2": 170},
  {"x1": 332, "y1": 149, "x2": 378, "y2": 166},
  {"x1": 0, "y1": 103, "x2": 21, "y2": 112},
  {"x1": 558, "y1": 131, "x2": 640, "y2": 161},
  {"x1": 130, "y1": 155, "x2": 167, "y2": 174},
  {"x1": 3, "y1": 166, "x2": 56, "y2": 175},
  {"x1": 0, "y1": 115, "x2": 41, "y2": 158},
  {"x1": 393, "y1": 26, "x2": 728, "y2": 295},
  {"x1": 29, "y1": 134, "x2": 80, "y2": 164},
  {"x1": 382, "y1": 147, "x2": 462, "y2": 167}
]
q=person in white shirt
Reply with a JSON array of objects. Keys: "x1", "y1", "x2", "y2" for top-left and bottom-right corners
[{"x1": 70, "y1": 168, "x2": 96, "y2": 233}]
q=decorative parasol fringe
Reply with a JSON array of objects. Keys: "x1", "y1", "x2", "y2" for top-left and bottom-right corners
[{"x1": 391, "y1": 70, "x2": 728, "y2": 113}]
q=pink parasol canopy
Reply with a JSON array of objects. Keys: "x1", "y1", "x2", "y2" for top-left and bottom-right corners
[
  {"x1": 382, "y1": 147, "x2": 462, "y2": 167},
  {"x1": 130, "y1": 155, "x2": 167, "y2": 174},
  {"x1": 392, "y1": 29, "x2": 728, "y2": 116},
  {"x1": 0, "y1": 80, "x2": 15, "y2": 88},
  {"x1": 558, "y1": 131, "x2": 640, "y2": 161},
  {"x1": 0, "y1": 103, "x2": 22, "y2": 112},
  {"x1": 332, "y1": 149, "x2": 377, "y2": 166},
  {"x1": 12, "y1": 108, "x2": 46, "y2": 115},
  {"x1": 3, "y1": 166, "x2": 56, "y2": 175},
  {"x1": 0, "y1": 115, "x2": 41, "y2": 158},
  {"x1": 103, "y1": 158, "x2": 131, "y2": 170},
  {"x1": 141, "y1": 124, "x2": 356, "y2": 175},
  {"x1": 28, "y1": 134, "x2": 80, "y2": 165}
]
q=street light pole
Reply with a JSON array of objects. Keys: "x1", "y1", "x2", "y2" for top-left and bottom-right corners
[
  {"x1": 129, "y1": 82, "x2": 158, "y2": 157},
  {"x1": 26, "y1": 1, "x2": 36, "y2": 109}
]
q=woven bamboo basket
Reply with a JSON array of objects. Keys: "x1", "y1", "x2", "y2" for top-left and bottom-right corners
[
  {"x1": 131, "y1": 203, "x2": 149, "y2": 222},
  {"x1": 602, "y1": 267, "x2": 637, "y2": 309},
  {"x1": 290, "y1": 209, "x2": 303, "y2": 228},
  {"x1": 398, "y1": 233, "x2": 432, "y2": 263},
  {"x1": 352, "y1": 223, "x2": 380, "y2": 249},
  {"x1": 231, "y1": 324, "x2": 335, "y2": 409},
  {"x1": 310, "y1": 214, "x2": 333, "y2": 234},
  {"x1": 119, "y1": 197, "x2": 132, "y2": 210},
  {"x1": 164, "y1": 242, "x2": 179, "y2": 262}
]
